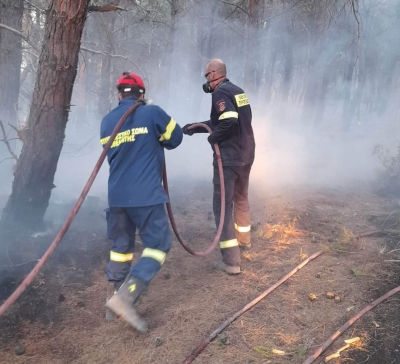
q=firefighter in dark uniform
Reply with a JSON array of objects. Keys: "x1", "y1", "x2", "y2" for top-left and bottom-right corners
[
  {"x1": 182, "y1": 59, "x2": 255, "y2": 275},
  {"x1": 101, "y1": 72, "x2": 183, "y2": 331}
]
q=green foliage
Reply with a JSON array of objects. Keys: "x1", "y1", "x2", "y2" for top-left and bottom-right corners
[
  {"x1": 351, "y1": 268, "x2": 363, "y2": 277},
  {"x1": 373, "y1": 144, "x2": 400, "y2": 178},
  {"x1": 254, "y1": 346, "x2": 271, "y2": 358},
  {"x1": 298, "y1": 346, "x2": 307, "y2": 357}
]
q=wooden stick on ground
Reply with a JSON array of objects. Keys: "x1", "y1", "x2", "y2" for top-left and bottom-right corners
[
  {"x1": 325, "y1": 344, "x2": 350, "y2": 362},
  {"x1": 302, "y1": 287, "x2": 400, "y2": 364},
  {"x1": 181, "y1": 250, "x2": 324, "y2": 364}
]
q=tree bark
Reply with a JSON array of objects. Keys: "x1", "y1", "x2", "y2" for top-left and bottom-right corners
[
  {"x1": 0, "y1": 0, "x2": 24, "y2": 129},
  {"x1": 2, "y1": 0, "x2": 90, "y2": 230}
]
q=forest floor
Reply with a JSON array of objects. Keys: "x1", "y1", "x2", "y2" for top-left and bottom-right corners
[{"x1": 0, "y1": 181, "x2": 399, "y2": 364}]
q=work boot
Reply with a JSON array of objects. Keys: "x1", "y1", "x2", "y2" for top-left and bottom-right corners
[
  {"x1": 239, "y1": 243, "x2": 252, "y2": 251},
  {"x1": 214, "y1": 261, "x2": 241, "y2": 275},
  {"x1": 105, "y1": 281, "x2": 123, "y2": 321},
  {"x1": 105, "y1": 276, "x2": 148, "y2": 332}
]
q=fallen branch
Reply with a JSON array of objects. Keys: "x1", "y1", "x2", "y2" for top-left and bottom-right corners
[
  {"x1": 381, "y1": 210, "x2": 399, "y2": 228},
  {"x1": 302, "y1": 286, "x2": 400, "y2": 364},
  {"x1": 354, "y1": 230, "x2": 382, "y2": 240},
  {"x1": 181, "y1": 250, "x2": 324, "y2": 364},
  {"x1": 0, "y1": 260, "x2": 39, "y2": 268},
  {"x1": 325, "y1": 344, "x2": 350, "y2": 362},
  {"x1": 325, "y1": 338, "x2": 360, "y2": 362},
  {"x1": 0, "y1": 120, "x2": 18, "y2": 162}
]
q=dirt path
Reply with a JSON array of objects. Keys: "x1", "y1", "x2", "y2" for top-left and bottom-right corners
[{"x1": 0, "y1": 183, "x2": 399, "y2": 364}]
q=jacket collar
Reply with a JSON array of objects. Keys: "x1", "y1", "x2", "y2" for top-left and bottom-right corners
[
  {"x1": 214, "y1": 78, "x2": 229, "y2": 91},
  {"x1": 119, "y1": 96, "x2": 138, "y2": 105}
]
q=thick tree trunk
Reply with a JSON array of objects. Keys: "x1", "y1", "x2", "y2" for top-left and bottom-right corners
[
  {"x1": 0, "y1": 0, "x2": 24, "y2": 129},
  {"x1": 2, "y1": 0, "x2": 90, "y2": 229}
]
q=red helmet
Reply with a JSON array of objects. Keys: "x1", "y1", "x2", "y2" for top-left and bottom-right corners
[{"x1": 116, "y1": 72, "x2": 145, "y2": 93}]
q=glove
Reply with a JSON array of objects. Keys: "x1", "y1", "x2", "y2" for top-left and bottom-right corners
[{"x1": 182, "y1": 124, "x2": 195, "y2": 136}]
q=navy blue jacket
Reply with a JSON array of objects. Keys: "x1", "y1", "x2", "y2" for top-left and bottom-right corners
[
  {"x1": 100, "y1": 97, "x2": 183, "y2": 207},
  {"x1": 192, "y1": 79, "x2": 255, "y2": 167}
]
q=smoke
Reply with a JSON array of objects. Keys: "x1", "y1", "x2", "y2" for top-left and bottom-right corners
[{"x1": 1, "y1": 0, "x2": 400, "y2": 216}]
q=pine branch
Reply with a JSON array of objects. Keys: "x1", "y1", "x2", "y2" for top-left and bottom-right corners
[
  {"x1": 0, "y1": 121, "x2": 19, "y2": 162},
  {"x1": 80, "y1": 46, "x2": 145, "y2": 77}
]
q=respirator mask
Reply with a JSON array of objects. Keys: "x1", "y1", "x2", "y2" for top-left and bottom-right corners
[
  {"x1": 202, "y1": 75, "x2": 225, "y2": 93},
  {"x1": 202, "y1": 82, "x2": 213, "y2": 93}
]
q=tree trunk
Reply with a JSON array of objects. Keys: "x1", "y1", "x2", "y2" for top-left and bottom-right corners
[
  {"x1": 165, "y1": 0, "x2": 179, "y2": 109},
  {"x1": 98, "y1": 8, "x2": 116, "y2": 117},
  {"x1": 340, "y1": 46, "x2": 356, "y2": 129},
  {"x1": 300, "y1": 54, "x2": 319, "y2": 126},
  {"x1": 244, "y1": 0, "x2": 261, "y2": 96},
  {"x1": 264, "y1": 46, "x2": 276, "y2": 104},
  {"x1": 312, "y1": 66, "x2": 330, "y2": 128},
  {"x1": 0, "y1": 0, "x2": 24, "y2": 129},
  {"x1": 281, "y1": 42, "x2": 293, "y2": 102},
  {"x1": 342, "y1": 55, "x2": 367, "y2": 131},
  {"x1": 2, "y1": 0, "x2": 90, "y2": 230},
  {"x1": 376, "y1": 56, "x2": 398, "y2": 117}
]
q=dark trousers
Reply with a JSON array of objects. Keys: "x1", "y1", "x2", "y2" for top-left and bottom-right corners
[
  {"x1": 213, "y1": 164, "x2": 252, "y2": 266},
  {"x1": 106, "y1": 204, "x2": 171, "y2": 284}
]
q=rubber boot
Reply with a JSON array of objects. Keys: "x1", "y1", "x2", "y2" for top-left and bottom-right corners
[
  {"x1": 105, "y1": 276, "x2": 148, "y2": 332},
  {"x1": 105, "y1": 281, "x2": 123, "y2": 321}
]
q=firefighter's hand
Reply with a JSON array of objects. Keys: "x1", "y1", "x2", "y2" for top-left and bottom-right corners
[{"x1": 182, "y1": 124, "x2": 195, "y2": 136}]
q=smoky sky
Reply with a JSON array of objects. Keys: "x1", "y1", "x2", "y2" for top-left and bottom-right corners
[{"x1": 1, "y1": 0, "x2": 400, "y2": 211}]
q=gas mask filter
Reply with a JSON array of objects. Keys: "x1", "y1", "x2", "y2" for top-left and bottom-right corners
[{"x1": 202, "y1": 82, "x2": 213, "y2": 93}]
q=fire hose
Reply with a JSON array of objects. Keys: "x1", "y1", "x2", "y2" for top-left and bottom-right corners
[
  {"x1": 163, "y1": 122, "x2": 225, "y2": 256},
  {"x1": 0, "y1": 100, "x2": 225, "y2": 316}
]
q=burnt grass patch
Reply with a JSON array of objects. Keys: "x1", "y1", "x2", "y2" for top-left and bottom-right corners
[{"x1": 0, "y1": 200, "x2": 110, "y2": 350}]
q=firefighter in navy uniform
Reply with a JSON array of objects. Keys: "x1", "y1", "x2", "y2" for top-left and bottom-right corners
[
  {"x1": 102, "y1": 72, "x2": 183, "y2": 331},
  {"x1": 182, "y1": 59, "x2": 255, "y2": 275}
]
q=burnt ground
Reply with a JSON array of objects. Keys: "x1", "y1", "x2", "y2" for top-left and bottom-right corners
[{"x1": 0, "y1": 182, "x2": 399, "y2": 364}]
